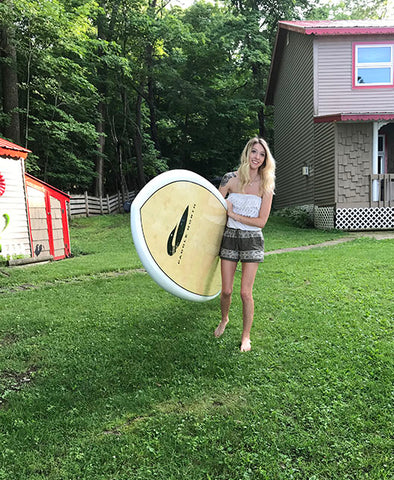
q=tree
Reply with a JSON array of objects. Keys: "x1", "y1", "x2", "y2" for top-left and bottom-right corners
[
  {"x1": 11, "y1": 0, "x2": 100, "y2": 191},
  {"x1": 157, "y1": 2, "x2": 264, "y2": 177},
  {"x1": 317, "y1": 0, "x2": 388, "y2": 19},
  {"x1": 0, "y1": 0, "x2": 21, "y2": 144}
]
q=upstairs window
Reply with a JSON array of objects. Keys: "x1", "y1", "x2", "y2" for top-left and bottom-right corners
[{"x1": 353, "y1": 43, "x2": 393, "y2": 88}]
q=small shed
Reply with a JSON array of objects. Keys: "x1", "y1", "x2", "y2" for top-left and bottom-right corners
[
  {"x1": 0, "y1": 138, "x2": 71, "y2": 263},
  {"x1": 25, "y1": 173, "x2": 71, "y2": 261}
]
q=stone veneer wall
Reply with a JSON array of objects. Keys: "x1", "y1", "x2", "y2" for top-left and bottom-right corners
[{"x1": 336, "y1": 123, "x2": 372, "y2": 207}]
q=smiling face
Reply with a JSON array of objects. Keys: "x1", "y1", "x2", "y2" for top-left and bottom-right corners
[{"x1": 248, "y1": 142, "x2": 266, "y2": 171}]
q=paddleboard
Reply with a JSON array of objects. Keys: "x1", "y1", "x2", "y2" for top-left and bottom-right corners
[{"x1": 130, "y1": 170, "x2": 227, "y2": 302}]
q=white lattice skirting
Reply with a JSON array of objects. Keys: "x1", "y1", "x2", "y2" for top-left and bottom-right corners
[
  {"x1": 314, "y1": 206, "x2": 335, "y2": 230},
  {"x1": 335, "y1": 207, "x2": 394, "y2": 230}
]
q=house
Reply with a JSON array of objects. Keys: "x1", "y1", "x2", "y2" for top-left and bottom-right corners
[
  {"x1": 0, "y1": 138, "x2": 71, "y2": 263},
  {"x1": 265, "y1": 20, "x2": 394, "y2": 230}
]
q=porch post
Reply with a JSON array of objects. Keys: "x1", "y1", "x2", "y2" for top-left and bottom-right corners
[{"x1": 372, "y1": 122, "x2": 379, "y2": 202}]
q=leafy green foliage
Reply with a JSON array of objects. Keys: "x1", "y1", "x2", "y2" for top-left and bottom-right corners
[
  {"x1": 321, "y1": 0, "x2": 389, "y2": 20},
  {"x1": 273, "y1": 206, "x2": 315, "y2": 229},
  {"x1": 8, "y1": 0, "x2": 100, "y2": 191}
]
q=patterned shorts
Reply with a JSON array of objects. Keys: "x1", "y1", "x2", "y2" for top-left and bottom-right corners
[{"x1": 219, "y1": 227, "x2": 264, "y2": 263}]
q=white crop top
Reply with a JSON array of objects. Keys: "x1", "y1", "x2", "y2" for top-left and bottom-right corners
[{"x1": 226, "y1": 192, "x2": 262, "y2": 231}]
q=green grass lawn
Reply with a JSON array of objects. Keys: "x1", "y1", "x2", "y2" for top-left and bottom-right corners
[{"x1": 0, "y1": 214, "x2": 393, "y2": 479}]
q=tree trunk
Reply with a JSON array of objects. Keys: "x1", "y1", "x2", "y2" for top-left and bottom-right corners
[
  {"x1": 95, "y1": 101, "x2": 105, "y2": 197},
  {"x1": 0, "y1": 23, "x2": 21, "y2": 144},
  {"x1": 95, "y1": 8, "x2": 107, "y2": 197},
  {"x1": 147, "y1": 73, "x2": 160, "y2": 152},
  {"x1": 146, "y1": 0, "x2": 160, "y2": 152},
  {"x1": 133, "y1": 93, "x2": 146, "y2": 188},
  {"x1": 117, "y1": 141, "x2": 128, "y2": 201},
  {"x1": 146, "y1": 43, "x2": 160, "y2": 152},
  {"x1": 258, "y1": 105, "x2": 265, "y2": 138}
]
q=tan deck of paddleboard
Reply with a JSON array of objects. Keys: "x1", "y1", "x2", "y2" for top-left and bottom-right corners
[{"x1": 140, "y1": 181, "x2": 226, "y2": 297}]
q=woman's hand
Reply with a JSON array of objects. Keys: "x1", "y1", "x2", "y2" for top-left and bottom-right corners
[
  {"x1": 226, "y1": 199, "x2": 234, "y2": 216},
  {"x1": 225, "y1": 192, "x2": 273, "y2": 228}
]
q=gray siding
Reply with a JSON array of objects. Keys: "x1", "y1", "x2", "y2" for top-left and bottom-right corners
[
  {"x1": 314, "y1": 122, "x2": 336, "y2": 205},
  {"x1": 336, "y1": 123, "x2": 373, "y2": 207},
  {"x1": 315, "y1": 35, "x2": 394, "y2": 116},
  {"x1": 273, "y1": 31, "x2": 315, "y2": 209}
]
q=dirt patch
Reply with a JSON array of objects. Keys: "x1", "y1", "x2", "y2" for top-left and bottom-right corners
[
  {"x1": 0, "y1": 366, "x2": 38, "y2": 408},
  {"x1": 0, "y1": 333, "x2": 18, "y2": 347},
  {"x1": 265, "y1": 232, "x2": 394, "y2": 256},
  {"x1": 102, "y1": 416, "x2": 149, "y2": 436},
  {"x1": 265, "y1": 237, "x2": 356, "y2": 256},
  {"x1": 0, "y1": 269, "x2": 147, "y2": 295}
]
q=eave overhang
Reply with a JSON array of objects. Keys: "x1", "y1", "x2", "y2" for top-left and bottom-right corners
[
  {"x1": 314, "y1": 113, "x2": 394, "y2": 123},
  {"x1": 0, "y1": 138, "x2": 31, "y2": 159}
]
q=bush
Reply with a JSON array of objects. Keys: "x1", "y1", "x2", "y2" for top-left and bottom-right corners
[{"x1": 273, "y1": 206, "x2": 315, "y2": 229}]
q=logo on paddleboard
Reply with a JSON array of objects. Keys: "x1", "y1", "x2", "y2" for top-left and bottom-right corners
[
  {"x1": 167, "y1": 203, "x2": 197, "y2": 264},
  {"x1": 167, "y1": 206, "x2": 189, "y2": 256}
]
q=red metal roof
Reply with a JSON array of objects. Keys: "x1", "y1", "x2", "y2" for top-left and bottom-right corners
[
  {"x1": 279, "y1": 20, "x2": 394, "y2": 36},
  {"x1": 0, "y1": 138, "x2": 31, "y2": 159}
]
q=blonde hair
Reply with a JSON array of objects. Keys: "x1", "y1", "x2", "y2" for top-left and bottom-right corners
[{"x1": 237, "y1": 137, "x2": 276, "y2": 195}]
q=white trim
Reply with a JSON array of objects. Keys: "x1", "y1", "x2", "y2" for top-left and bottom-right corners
[
  {"x1": 372, "y1": 123, "x2": 379, "y2": 201},
  {"x1": 313, "y1": 40, "x2": 319, "y2": 116}
]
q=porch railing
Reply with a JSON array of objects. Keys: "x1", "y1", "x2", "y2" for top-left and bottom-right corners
[{"x1": 371, "y1": 174, "x2": 394, "y2": 207}]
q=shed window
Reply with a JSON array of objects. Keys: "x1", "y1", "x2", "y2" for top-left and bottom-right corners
[{"x1": 353, "y1": 44, "x2": 393, "y2": 88}]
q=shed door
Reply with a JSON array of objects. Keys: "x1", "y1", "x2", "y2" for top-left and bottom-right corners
[
  {"x1": 26, "y1": 186, "x2": 51, "y2": 258},
  {"x1": 50, "y1": 196, "x2": 70, "y2": 259}
]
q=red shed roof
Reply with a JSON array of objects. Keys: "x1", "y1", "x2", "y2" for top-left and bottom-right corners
[
  {"x1": 265, "y1": 20, "x2": 394, "y2": 105},
  {"x1": 25, "y1": 173, "x2": 70, "y2": 201},
  {"x1": 0, "y1": 138, "x2": 31, "y2": 159}
]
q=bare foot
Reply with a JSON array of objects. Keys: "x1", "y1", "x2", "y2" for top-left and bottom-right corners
[
  {"x1": 214, "y1": 319, "x2": 228, "y2": 338},
  {"x1": 240, "y1": 339, "x2": 251, "y2": 352}
]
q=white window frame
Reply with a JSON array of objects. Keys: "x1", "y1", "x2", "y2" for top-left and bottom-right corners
[{"x1": 353, "y1": 43, "x2": 394, "y2": 88}]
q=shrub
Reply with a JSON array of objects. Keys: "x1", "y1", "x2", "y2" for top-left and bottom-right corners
[{"x1": 273, "y1": 206, "x2": 315, "y2": 229}]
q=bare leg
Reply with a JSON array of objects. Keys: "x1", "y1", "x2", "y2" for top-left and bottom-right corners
[
  {"x1": 214, "y1": 259, "x2": 237, "y2": 337},
  {"x1": 240, "y1": 262, "x2": 259, "y2": 351}
]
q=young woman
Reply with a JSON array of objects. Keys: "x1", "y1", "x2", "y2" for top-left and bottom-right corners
[{"x1": 214, "y1": 137, "x2": 276, "y2": 351}]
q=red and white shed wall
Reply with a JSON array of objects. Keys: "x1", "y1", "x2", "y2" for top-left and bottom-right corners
[{"x1": 0, "y1": 138, "x2": 71, "y2": 262}]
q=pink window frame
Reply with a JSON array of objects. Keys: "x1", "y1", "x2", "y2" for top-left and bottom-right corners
[{"x1": 352, "y1": 42, "x2": 394, "y2": 90}]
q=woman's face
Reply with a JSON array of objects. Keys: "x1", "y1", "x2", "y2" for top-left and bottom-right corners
[{"x1": 248, "y1": 142, "x2": 266, "y2": 171}]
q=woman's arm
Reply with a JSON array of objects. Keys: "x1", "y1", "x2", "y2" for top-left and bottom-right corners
[
  {"x1": 226, "y1": 192, "x2": 273, "y2": 229},
  {"x1": 218, "y1": 172, "x2": 237, "y2": 198}
]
